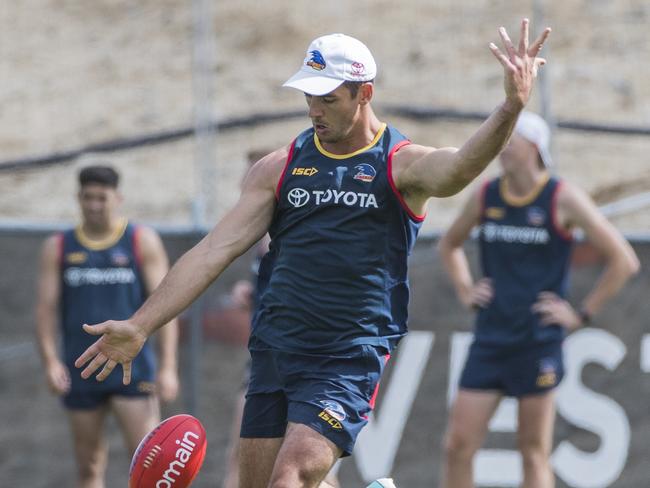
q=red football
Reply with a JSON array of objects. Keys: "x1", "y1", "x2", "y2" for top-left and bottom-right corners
[{"x1": 129, "y1": 414, "x2": 207, "y2": 488}]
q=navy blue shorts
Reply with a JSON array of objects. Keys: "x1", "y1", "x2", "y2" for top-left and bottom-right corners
[
  {"x1": 241, "y1": 345, "x2": 389, "y2": 456},
  {"x1": 459, "y1": 340, "x2": 564, "y2": 397},
  {"x1": 63, "y1": 380, "x2": 156, "y2": 410}
]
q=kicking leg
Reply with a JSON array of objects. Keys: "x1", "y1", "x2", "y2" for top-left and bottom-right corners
[
  {"x1": 239, "y1": 436, "x2": 284, "y2": 488},
  {"x1": 268, "y1": 422, "x2": 342, "y2": 488}
]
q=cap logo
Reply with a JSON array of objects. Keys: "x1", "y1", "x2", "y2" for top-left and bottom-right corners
[
  {"x1": 306, "y1": 50, "x2": 326, "y2": 71},
  {"x1": 351, "y1": 61, "x2": 365, "y2": 76}
]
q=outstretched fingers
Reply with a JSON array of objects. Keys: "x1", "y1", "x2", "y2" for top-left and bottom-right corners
[
  {"x1": 96, "y1": 359, "x2": 118, "y2": 382},
  {"x1": 519, "y1": 18, "x2": 530, "y2": 54},
  {"x1": 498, "y1": 26, "x2": 516, "y2": 60},
  {"x1": 489, "y1": 42, "x2": 516, "y2": 72},
  {"x1": 79, "y1": 350, "x2": 108, "y2": 380},
  {"x1": 532, "y1": 57, "x2": 547, "y2": 77},
  {"x1": 75, "y1": 340, "x2": 99, "y2": 369},
  {"x1": 528, "y1": 27, "x2": 552, "y2": 57},
  {"x1": 122, "y1": 362, "x2": 132, "y2": 385}
]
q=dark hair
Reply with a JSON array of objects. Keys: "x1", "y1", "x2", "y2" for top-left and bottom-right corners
[
  {"x1": 343, "y1": 80, "x2": 374, "y2": 98},
  {"x1": 78, "y1": 165, "x2": 120, "y2": 188}
]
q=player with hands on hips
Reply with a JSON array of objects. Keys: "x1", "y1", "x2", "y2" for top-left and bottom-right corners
[{"x1": 437, "y1": 105, "x2": 640, "y2": 487}]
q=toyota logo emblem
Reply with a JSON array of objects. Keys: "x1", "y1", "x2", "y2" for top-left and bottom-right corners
[{"x1": 287, "y1": 188, "x2": 310, "y2": 208}]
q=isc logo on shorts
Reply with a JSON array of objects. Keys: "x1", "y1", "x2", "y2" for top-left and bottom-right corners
[
  {"x1": 318, "y1": 410, "x2": 343, "y2": 430},
  {"x1": 536, "y1": 358, "x2": 558, "y2": 388},
  {"x1": 536, "y1": 372, "x2": 557, "y2": 388}
]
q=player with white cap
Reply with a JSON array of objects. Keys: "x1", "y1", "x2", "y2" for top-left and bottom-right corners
[
  {"x1": 283, "y1": 33, "x2": 377, "y2": 96},
  {"x1": 437, "y1": 110, "x2": 639, "y2": 488}
]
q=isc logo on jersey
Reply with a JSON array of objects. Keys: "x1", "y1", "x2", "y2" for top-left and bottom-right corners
[
  {"x1": 292, "y1": 167, "x2": 318, "y2": 176},
  {"x1": 287, "y1": 187, "x2": 378, "y2": 209}
]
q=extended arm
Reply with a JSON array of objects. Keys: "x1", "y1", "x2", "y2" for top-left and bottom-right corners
[
  {"x1": 393, "y1": 19, "x2": 551, "y2": 214},
  {"x1": 75, "y1": 148, "x2": 287, "y2": 383}
]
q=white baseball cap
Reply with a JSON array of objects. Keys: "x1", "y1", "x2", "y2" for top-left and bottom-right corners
[
  {"x1": 514, "y1": 111, "x2": 553, "y2": 167},
  {"x1": 283, "y1": 33, "x2": 377, "y2": 96}
]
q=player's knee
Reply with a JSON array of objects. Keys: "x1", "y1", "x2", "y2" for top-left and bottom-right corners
[
  {"x1": 518, "y1": 437, "x2": 551, "y2": 469},
  {"x1": 77, "y1": 460, "x2": 105, "y2": 484},
  {"x1": 269, "y1": 465, "x2": 325, "y2": 488},
  {"x1": 76, "y1": 449, "x2": 107, "y2": 483},
  {"x1": 443, "y1": 430, "x2": 478, "y2": 462}
]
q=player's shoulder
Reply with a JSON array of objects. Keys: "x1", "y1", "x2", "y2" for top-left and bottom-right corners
[
  {"x1": 132, "y1": 224, "x2": 165, "y2": 253},
  {"x1": 42, "y1": 231, "x2": 64, "y2": 254},
  {"x1": 554, "y1": 177, "x2": 590, "y2": 205},
  {"x1": 390, "y1": 142, "x2": 436, "y2": 165},
  {"x1": 39, "y1": 232, "x2": 67, "y2": 268},
  {"x1": 244, "y1": 145, "x2": 292, "y2": 189},
  {"x1": 553, "y1": 177, "x2": 599, "y2": 220}
]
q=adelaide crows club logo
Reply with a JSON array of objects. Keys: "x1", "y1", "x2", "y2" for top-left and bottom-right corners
[
  {"x1": 527, "y1": 206, "x2": 547, "y2": 226},
  {"x1": 353, "y1": 163, "x2": 376, "y2": 183},
  {"x1": 306, "y1": 50, "x2": 326, "y2": 71},
  {"x1": 320, "y1": 400, "x2": 346, "y2": 421}
]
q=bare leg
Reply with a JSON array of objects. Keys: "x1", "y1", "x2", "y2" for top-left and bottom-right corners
[
  {"x1": 518, "y1": 391, "x2": 556, "y2": 488},
  {"x1": 110, "y1": 395, "x2": 160, "y2": 455},
  {"x1": 267, "y1": 422, "x2": 342, "y2": 488},
  {"x1": 235, "y1": 425, "x2": 338, "y2": 488},
  {"x1": 239, "y1": 436, "x2": 284, "y2": 488},
  {"x1": 322, "y1": 460, "x2": 341, "y2": 487},
  {"x1": 223, "y1": 391, "x2": 246, "y2": 488},
  {"x1": 67, "y1": 406, "x2": 109, "y2": 488},
  {"x1": 441, "y1": 389, "x2": 502, "y2": 488}
]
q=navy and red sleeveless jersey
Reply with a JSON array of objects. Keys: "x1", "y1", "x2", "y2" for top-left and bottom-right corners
[
  {"x1": 59, "y1": 220, "x2": 155, "y2": 390},
  {"x1": 476, "y1": 176, "x2": 573, "y2": 347},
  {"x1": 250, "y1": 124, "x2": 423, "y2": 354}
]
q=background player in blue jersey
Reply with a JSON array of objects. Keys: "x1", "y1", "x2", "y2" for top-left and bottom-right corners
[
  {"x1": 74, "y1": 19, "x2": 551, "y2": 488},
  {"x1": 437, "y1": 112, "x2": 640, "y2": 488},
  {"x1": 36, "y1": 165, "x2": 179, "y2": 488}
]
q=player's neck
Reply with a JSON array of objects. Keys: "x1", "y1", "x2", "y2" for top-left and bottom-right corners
[
  {"x1": 503, "y1": 169, "x2": 549, "y2": 199},
  {"x1": 81, "y1": 216, "x2": 124, "y2": 240},
  {"x1": 319, "y1": 110, "x2": 383, "y2": 155}
]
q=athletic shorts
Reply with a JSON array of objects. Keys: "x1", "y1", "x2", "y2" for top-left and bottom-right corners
[
  {"x1": 459, "y1": 340, "x2": 564, "y2": 397},
  {"x1": 62, "y1": 380, "x2": 156, "y2": 410},
  {"x1": 241, "y1": 344, "x2": 389, "y2": 456}
]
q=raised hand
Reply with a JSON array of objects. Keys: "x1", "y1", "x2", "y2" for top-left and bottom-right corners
[
  {"x1": 74, "y1": 320, "x2": 148, "y2": 385},
  {"x1": 489, "y1": 18, "x2": 551, "y2": 109}
]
